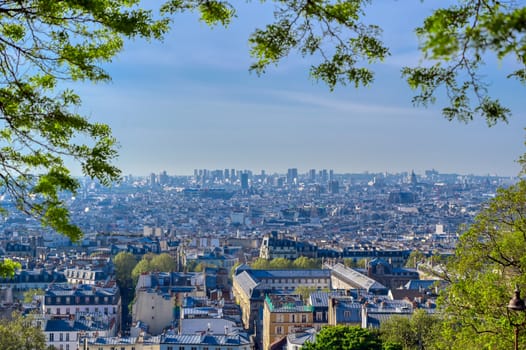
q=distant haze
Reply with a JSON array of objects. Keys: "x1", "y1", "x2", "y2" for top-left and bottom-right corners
[{"x1": 70, "y1": 1, "x2": 524, "y2": 177}]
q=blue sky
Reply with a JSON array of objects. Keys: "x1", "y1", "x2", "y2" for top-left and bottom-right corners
[{"x1": 74, "y1": 1, "x2": 524, "y2": 177}]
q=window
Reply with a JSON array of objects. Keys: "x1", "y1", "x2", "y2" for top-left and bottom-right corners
[
  {"x1": 290, "y1": 314, "x2": 296, "y2": 322},
  {"x1": 49, "y1": 333, "x2": 54, "y2": 342},
  {"x1": 344, "y1": 311, "x2": 351, "y2": 319},
  {"x1": 316, "y1": 312, "x2": 323, "y2": 321},
  {"x1": 60, "y1": 333, "x2": 63, "y2": 341},
  {"x1": 167, "y1": 347, "x2": 173, "y2": 350},
  {"x1": 276, "y1": 326, "x2": 283, "y2": 335},
  {"x1": 276, "y1": 314, "x2": 284, "y2": 323},
  {"x1": 178, "y1": 347, "x2": 185, "y2": 350},
  {"x1": 301, "y1": 314, "x2": 307, "y2": 323},
  {"x1": 191, "y1": 347, "x2": 197, "y2": 350},
  {"x1": 66, "y1": 308, "x2": 70, "y2": 315},
  {"x1": 66, "y1": 333, "x2": 69, "y2": 341},
  {"x1": 56, "y1": 308, "x2": 61, "y2": 315},
  {"x1": 66, "y1": 345, "x2": 69, "y2": 350},
  {"x1": 56, "y1": 297, "x2": 61, "y2": 303},
  {"x1": 66, "y1": 297, "x2": 70, "y2": 304}
]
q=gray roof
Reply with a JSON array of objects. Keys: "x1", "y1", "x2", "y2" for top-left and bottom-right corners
[
  {"x1": 179, "y1": 318, "x2": 237, "y2": 335},
  {"x1": 287, "y1": 329, "x2": 317, "y2": 346},
  {"x1": 249, "y1": 269, "x2": 331, "y2": 279},
  {"x1": 329, "y1": 263, "x2": 387, "y2": 292},
  {"x1": 162, "y1": 333, "x2": 250, "y2": 345},
  {"x1": 233, "y1": 270, "x2": 260, "y2": 297},
  {"x1": 308, "y1": 290, "x2": 347, "y2": 307}
]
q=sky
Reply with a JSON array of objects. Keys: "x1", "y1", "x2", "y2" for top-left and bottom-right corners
[{"x1": 73, "y1": 1, "x2": 525, "y2": 177}]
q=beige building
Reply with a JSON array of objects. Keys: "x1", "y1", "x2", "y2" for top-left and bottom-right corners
[
  {"x1": 262, "y1": 294, "x2": 314, "y2": 350},
  {"x1": 232, "y1": 267, "x2": 330, "y2": 337},
  {"x1": 132, "y1": 289, "x2": 175, "y2": 335}
]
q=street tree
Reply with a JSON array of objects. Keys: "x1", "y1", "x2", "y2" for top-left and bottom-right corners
[
  {"x1": 131, "y1": 253, "x2": 176, "y2": 281},
  {"x1": 150, "y1": 253, "x2": 176, "y2": 272},
  {"x1": 0, "y1": 312, "x2": 47, "y2": 350},
  {"x1": 303, "y1": 325, "x2": 401, "y2": 350},
  {"x1": 436, "y1": 180, "x2": 526, "y2": 349},
  {"x1": 114, "y1": 251, "x2": 137, "y2": 288},
  {"x1": 131, "y1": 258, "x2": 152, "y2": 282},
  {"x1": 380, "y1": 310, "x2": 441, "y2": 350},
  {"x1": 293, "y1": 256, "x2": 320, "y2": 269},
  {"x1": 250, "y1": 258, "x2": 271, "y2": 270},
  {"x1": 269, "y1": 257, "x2": 293, "y2": 269}
]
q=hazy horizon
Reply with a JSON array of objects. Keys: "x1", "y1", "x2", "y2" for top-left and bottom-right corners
[{"x1": 69, "y1": 1, "x2": 524, "y2": 178}]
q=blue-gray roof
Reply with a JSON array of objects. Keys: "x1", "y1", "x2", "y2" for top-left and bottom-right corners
[
  {"x1": 329, "y1": 263, "x2": 387, "y2": 292},
  {"x1": 308, "y1": 291, "x2": 347, "y2": 307},
  {"x1": 162, "y1": 334, "x2": 250, "y2": 345},
  {"x1": 249, "y1": 269, "x2": 331, "y2": 279}
]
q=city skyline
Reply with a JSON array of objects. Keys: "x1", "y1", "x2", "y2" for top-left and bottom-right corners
[{"x1": 70, "y1": 1, "x2": 524, "y2": 177}]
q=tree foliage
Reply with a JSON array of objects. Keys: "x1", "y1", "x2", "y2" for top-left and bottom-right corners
[
  {"x1": 0, "y1": 259, "x2": 20, "y2": 278},
  {"x1": 292, "y1": 256, "x2": 320, "y2": 269},
  {"x1": 131, "y1": 253, "x2": 176, "y2": 281},
  {"x1": 166, "y1": 0, "x2": 525, "y2": 125},
  {"x1": 251, "y1": 256, "x2": 321, "y2": 270},
  {"x1": 436, "y1": 180, "x2": 526, "y2": 349},
  {"x1": 150, "y1": 253, "x2": 177, "y2": 272},
  {"x1": 380, "y1": 310, "x2": 440, "y2": 350},
  {"x1": 23, "y1": 288, "x2": 44, "y2": 304},
  {"x1": 303, "y1": 325, "x2": 399, "y2": 350},
  {"x1": 0, "y1": 0, "x2": 173, "y2": 276},
  {"x1": 0, "y1": 312, "x2": 47, "y2": 350},
  {"x1": 0, "y1": 0, "x2": 170, "y2": 240},
  {"x1": 402, "y1": 0, "x2": 525, "y2": 125},
  {"x1": 114, "y1": 251, "x2": 137, "y2": 287},
  {"x1": 405, "y1": 250, "x2": 426, "y2": 269}
]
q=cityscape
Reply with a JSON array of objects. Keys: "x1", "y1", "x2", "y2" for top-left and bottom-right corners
[
  {"x1": 0, "y1": 1, "x2": 523, "y2": 350},
  {"x1": 0, "y1": 168, "x2": 518, "y2": 349}
]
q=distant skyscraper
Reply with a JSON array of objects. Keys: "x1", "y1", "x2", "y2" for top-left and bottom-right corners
[
  {"x1": 241, "y1": 172, "x2": 249, "y2": 190},
  {"x1": 224, "y1": 168, "x2": 230, "y2": 179},
  {"x1": 409, "y1": 170, "x2": 417, "y2": 186},
  {"x1": 329, "y1": 169, "x2": 334, "y2": 182},
  {"x1": 329, "y1": 180, "x2": 339, "y2": 194},
  {"x1": 320, "y1": 169, "x2": 328, "y2": 183},
  {"x1": 287, "y1": 168, "x2": 298, "y2": 185},
  {"x1": 159, "y1": 170, "x2": 168, "y2": 185},
  {"x1": 309, "y1": 169, "x2": 316, "y2": 182}
]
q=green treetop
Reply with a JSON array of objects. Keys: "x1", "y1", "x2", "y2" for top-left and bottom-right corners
[{"x1": 436, "y1": 180, "x2": 526, "y2": 349}]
